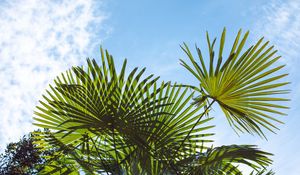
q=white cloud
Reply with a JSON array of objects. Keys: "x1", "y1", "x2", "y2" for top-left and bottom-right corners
[
  {"x1": 253, "y1": 0, "x2": 300, "y2": 69},
  {"x1": 251, "y1": 0, "x2": 300, "y2": 174},
  {"x1": 0, "y1": 0, "x2": 106, "y2": 147}
]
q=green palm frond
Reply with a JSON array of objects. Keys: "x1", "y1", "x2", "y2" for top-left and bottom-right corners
[
  {"x1": 33, "y1": 48, "x2": 215, "y2": 174},
  {"x1": 34, "y1": 130, "x2": 98, "y2": 174},
  {"x1": 33, "y1": 48, "x2": 169, "y2": 173},
  {"x1": 180, "y1": 28, "x2": 289, "y2": 138},
  {"x1": 34, "y1": 48, "x2": 167, "y2": 145},
  {"x1": 177, "y1": 145, "x2": 272, "y2": 175},
  {"x1": 33, "y1": 45, "x2": 278, "y2": 174},
  {"x1": 250, "y1": 169, "x2": 275, "y2": 175}
]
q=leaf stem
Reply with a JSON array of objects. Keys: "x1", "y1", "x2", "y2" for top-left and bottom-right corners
[{"x1": 170, "y1": 99, "x2": 216, "y2": 174}]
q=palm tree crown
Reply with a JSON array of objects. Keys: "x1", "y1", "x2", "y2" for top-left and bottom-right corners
[{"x1": 33, "y1": 29, "x2": 289, "y2": 174}]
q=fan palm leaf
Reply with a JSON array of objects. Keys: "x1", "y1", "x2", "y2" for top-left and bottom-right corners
[
  {"x1": 250, "y1": 169, "x2": 275, "y2": 175},
  {"x1": 33, "y1": 48, "x2": 215, "y2": 174},
  {"x1": 177, "y1": 145, "x2": 272, "y2": 175},
  {"x1": 33, "y1": 46, "x2": 275, "y2": 174},
  {"x1": 180, "y1": 28, "x2": 289, "y2": 137}
]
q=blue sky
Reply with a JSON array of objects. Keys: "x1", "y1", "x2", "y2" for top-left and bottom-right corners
[{"x1": 0, "y1": 0, "x2": 299, "y2": 174}]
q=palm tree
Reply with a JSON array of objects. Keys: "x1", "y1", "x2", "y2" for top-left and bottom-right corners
[{"x1": 33, "y1": 29, "x2": 288, "y2": 174}]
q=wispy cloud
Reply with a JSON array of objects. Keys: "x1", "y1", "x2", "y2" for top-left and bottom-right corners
[
  {"x1": 253, "y1": 0, "x2": 300, "y2": 69},
  {"x1": 0, "y1": 0, "x2": 106, "y2": 147},
  {"x1": 251, "y1": 0, "x2": 300, "y2": 174}
]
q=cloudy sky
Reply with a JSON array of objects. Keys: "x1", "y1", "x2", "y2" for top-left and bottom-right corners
[{"x1": 0, "y1": 0, "x2": 299, "y2": 174}]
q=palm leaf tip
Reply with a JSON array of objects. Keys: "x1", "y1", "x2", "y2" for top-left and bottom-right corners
[{"x1": 181, "y1": 28, "x2": 290, "y2": 138}]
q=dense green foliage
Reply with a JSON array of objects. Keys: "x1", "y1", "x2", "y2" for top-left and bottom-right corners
[{"x1": 3, "y1": 29, "x2": 288, "y2": 174}]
